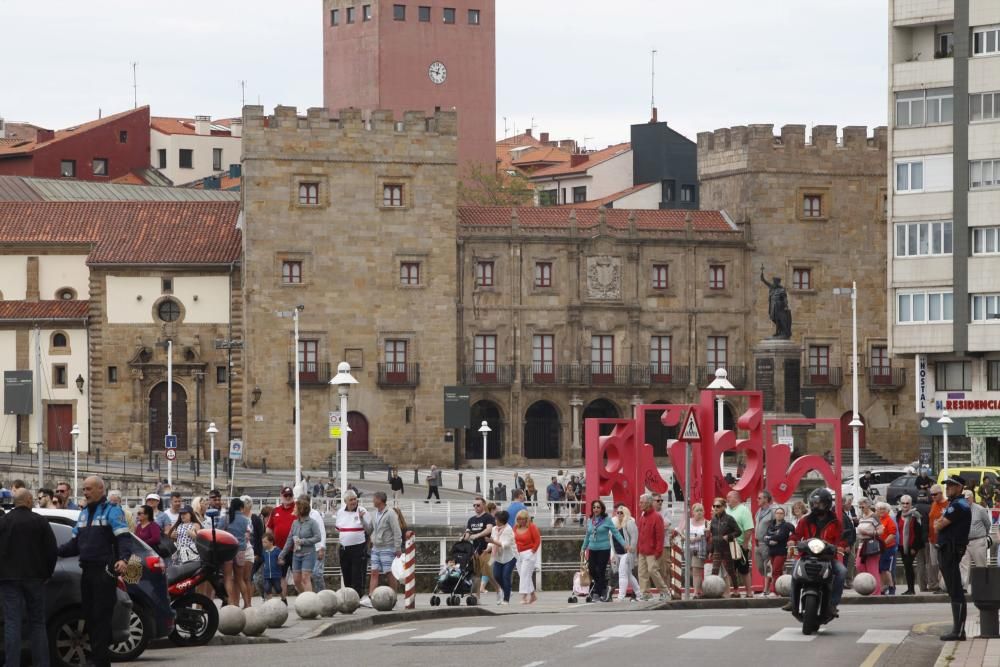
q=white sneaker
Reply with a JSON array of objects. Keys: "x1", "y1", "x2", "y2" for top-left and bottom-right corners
[
  {"x1": 359, "y1": 595, "x2": 373, "y2": 608},
  {"x1": 496, "y1": 592, "x2": 502, "y2": 604}
]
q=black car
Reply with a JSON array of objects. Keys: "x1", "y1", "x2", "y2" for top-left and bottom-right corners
[
  {"x1": 885, "y1": 474, "x2": 923, "y2": 505},
  {"x1": 0, "y1": 516, "x2": 132, "y2": 667},
  {"x1": 39, "y1": 510, "x2": 174, "y2": 663}
]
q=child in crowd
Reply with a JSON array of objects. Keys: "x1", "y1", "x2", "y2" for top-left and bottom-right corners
[{"x1": 260, "y1": 531, "x2": 284, "y2": 603}]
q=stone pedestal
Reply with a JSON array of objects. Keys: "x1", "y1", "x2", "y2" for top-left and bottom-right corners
[{"x1": 752, "y1": 339, "x2": 804, "y2": 416}]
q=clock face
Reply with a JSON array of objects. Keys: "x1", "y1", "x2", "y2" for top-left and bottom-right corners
[{"x1": 428, "y1": 61, "x2": 447, "y2": 85}]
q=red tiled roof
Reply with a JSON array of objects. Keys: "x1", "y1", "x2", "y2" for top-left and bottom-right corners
[
  {"x1": 150, "y1": 116, "x2": 235, "y2": 137},
  {"x1": 529, "y1": 142, "x2": 632, "y2": 179},
  {"x1": 458, "y1": 206, "x2": 736, "y2": 232},
  {"x1": 0, "y1": 108, "x2": 149, "y2": 156},
  {"x1": 0, "y1": 201, "x2": 241, "y2": 264},
  {"x1": 0, "y1": 300, "x2": 89, "y2": 321},
  {"x1": 512, "y1": 146, "x2": 571, "y2": 167},
  {"x1": 554, "y1": 182, "x2": 657, "y2": 209}
]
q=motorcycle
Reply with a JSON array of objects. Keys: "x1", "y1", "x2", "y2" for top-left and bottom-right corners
[
  {"x1": 788, "y1": 538, "x2": 839, "y2": 635},
  {"x1": 166, "y1": 510, "x2": 239, "y2": 646}
]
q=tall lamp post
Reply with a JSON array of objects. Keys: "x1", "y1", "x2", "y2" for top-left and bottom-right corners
[
  {"x1": 479, "y1": 421, "x2": 491, "y2": 498},
  {"x1": 938, "y1": 410, "x2": 953, "y2": 473},
  {"x1": 70, "y1": 424, "x2": 80, "y2": 506},
  {"x1": 206, "y1": 422, "x2": 218, "y2": 490},
  {"x1": 698, "y1": 367, "x2": 735, "y2": 601},
  {"x1": 834, "y1": 282, "x2": 863, "y2": 500},
  {"x1": 277, "y1": 306, "x2": 305, "y2": 489},
  {"x1": 330, "y1": 362, "x2": 358, "y2": 495}
]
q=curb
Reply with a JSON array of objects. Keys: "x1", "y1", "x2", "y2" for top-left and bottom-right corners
[
  {"x1": 653, "y1": 593, "x2": 949, "y2": 611},
  {"x1": 149, "y1": 634, "x2": 284, "y2": 649},
  {"x1": 307, "y1": 606, "x2": 496, "y2": 639}
]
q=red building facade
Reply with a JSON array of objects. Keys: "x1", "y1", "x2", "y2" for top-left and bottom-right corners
[
  {"x1": 0, "y1": 107, "x2": 151, "y2": 182},
  {"x1": 322, "y1": 0, "x2": 496, "y2": 172}
]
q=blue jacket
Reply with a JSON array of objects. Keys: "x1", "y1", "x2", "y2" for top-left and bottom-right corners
[
  {"x1": 581, "y1": 515, "x2": 625, "y2": 552},
  {"x1": 58, "y1": 497, "x2": 133, "y2": 565},
  {"x1": 261, "y1": 546, "x2": 282, "y2": 579}
]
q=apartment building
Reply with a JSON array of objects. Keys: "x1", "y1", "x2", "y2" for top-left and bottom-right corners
[{"x1": 888, "y1": 0, "x2": 1000, "y2": 467}]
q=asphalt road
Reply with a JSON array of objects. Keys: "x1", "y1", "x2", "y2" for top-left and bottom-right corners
[{"x1": 135, "y1": 603, "x2": 950, "y2": 667}]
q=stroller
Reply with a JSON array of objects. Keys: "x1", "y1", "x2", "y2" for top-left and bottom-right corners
[
  {"x1": 567, "y1": 555, "x2": 613, "y2": 603},
  {"x1": 429, "y1": 539, "x2": 478, "y2": 606}
]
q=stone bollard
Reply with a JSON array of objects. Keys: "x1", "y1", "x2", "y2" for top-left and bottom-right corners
[
  {"x1": 96, "y1": 447, "x2": 102, "y2": 465},
  {"x1": 475, "y1": 476, "x2": 481, "y2": 494},
  {"x1": 413, "y1": 469, "x2": 419, "y2": 484},
  {"x1": 971, "y1": 566, "x2": 1000, "y2": 638},
  {"x1": 458, "y1": 472, "x2": 463, "y2": 490},
  {"x1": 262, "y1": 457, "x2": 268, "y2": 474},
  {"x1": 359, "y1": 464, "x2": 365, "y2": 480}
]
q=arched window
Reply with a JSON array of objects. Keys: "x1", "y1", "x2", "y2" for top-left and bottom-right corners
[
  {"x1": 52, "y1": 332, "x2": 68, "y2": 348},
  {"x1": 157, "y1": 299, "x2": 181, "y2": 323}
]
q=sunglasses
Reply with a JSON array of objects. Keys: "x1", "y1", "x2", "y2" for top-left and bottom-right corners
[
  {"x1": 713, "y1": 504, "x2": 724, "y2": 508},
  {"x1": 616, "y1": 511, "x2": 624, "y2": 515}
]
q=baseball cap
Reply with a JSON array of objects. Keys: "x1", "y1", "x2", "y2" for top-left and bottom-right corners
[
  {"x1": 944, "y1": 475, "x2": 965, "y2": 487},
  {"x1": 145, "y1": 492, "x2": 160, "y2": 502},
  {"x1": 280, "y1": 486, "x2": 294, "y2": 496}
]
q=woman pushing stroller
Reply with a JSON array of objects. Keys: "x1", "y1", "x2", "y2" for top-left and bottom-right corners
[{"x1": 580, "y1": 499, "x2": 626, "y2": 602}]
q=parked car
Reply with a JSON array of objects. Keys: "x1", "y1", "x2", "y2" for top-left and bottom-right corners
[
  {"x1": 0, "y1": 512, "x2": 133, "y2": 667},
  {"x1": 884, "y1": 475, "x2": 921, "y2": 505},
  {"x1": 38, "y1": 508, "x2": 174, "y2": 663},
  {"x1": 936, "y1": 467, "x2": 1000, "y2": 503},
  {"x1": 841, "y1": 468, "x2": 912, "y2": 501}
]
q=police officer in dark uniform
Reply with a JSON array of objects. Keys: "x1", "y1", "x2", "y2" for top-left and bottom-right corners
[
  {"x1": 934, "y1": 474, "x2": 971, "y2": 641},
  {"x1": 57, "y1": 475, "x2": 133, "y2": 666}
]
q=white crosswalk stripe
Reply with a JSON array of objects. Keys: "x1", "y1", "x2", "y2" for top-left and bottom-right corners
[
  {"x1": 410, "y1": 626, "x2": 495, "y2": 640},
  {"x1": 590, "y1": 624, "x2": 658, "y2": 639},
  {"x1": 857, "y1": 629, "x2": 909, "y2": 644},
  {"x1": 678, "y1": 626, "x2": 741, "y2": 640},
  {"x1": 499, "y1": 625, "x2": 577, "y2": 638},
  {"x1": 766, "y1": 627, "x2": 816, "y2": 642},
  {"x1": 325, "y1": 627, "x2": 415, "y2": 641}
]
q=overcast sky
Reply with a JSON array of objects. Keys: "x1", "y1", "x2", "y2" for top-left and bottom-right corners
[{"x1": 1, "y1": 0, "x2": 888, "y2": 148}]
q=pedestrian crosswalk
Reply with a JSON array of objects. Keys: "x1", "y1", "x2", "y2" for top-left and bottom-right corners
[{"x1": 324, "y1": 622, "x2": 912, "y2": 646}]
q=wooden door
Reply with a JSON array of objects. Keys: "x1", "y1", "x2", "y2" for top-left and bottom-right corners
[
  {"x1": 149, "y1": 382, "x2": 188, "y2": 450},
  {"x1": 46, "y1": 404, "x2": 73, "y2": 452},
  {"x1": 347, "y1": 411, "x2": 369, "y2": 452}
]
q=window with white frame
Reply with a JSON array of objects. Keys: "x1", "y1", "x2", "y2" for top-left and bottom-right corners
[
  {"x1": 896, "y1": 88, "x2": 954, "y2": 126},
  {"x1": 973, "y1": 226, "x2": 1000, "y2": 254},
  {"x1": 650, "y1": 336, "x2": 671, "y2": 378},
  {"x1": 896, "y1": 90, "x2": 925, "y2": 127},
  {"x1": 971, "y1": 294, "x2": 1000, "y2": 322},
  {"x1": 936, "y1": 361, "x2": 972, "y2": 391},
  {"x1": 970, "y1": 159, "x2": 1000, "y2": 189},
  {"x1": 971, "y1": 92, "x2": 1000, "y2": 122},
  {"x1": 894, "y1": 221, "x2": 953, "y2": 257},
  {"x1": 895, "y1": 161, "x2": 923, "y2": 192},
  {"x1": 897, "y1": 291, "x2": 953, "y2": 323},
  {"x1": 973, "y1": 25, "x2": 1000, "y2": 56}
]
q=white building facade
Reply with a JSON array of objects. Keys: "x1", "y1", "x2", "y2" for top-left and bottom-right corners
[
  {"x1": 888, "y1": 0, "x2": 1000, "y2": 467},
  {"x1": 150, "y1": 116, "x2": 242, "y2": 186}
]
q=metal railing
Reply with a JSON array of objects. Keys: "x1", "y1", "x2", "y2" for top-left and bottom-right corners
[
  {"x1": 698, "y1": 364, "x2": 746, "y2": 388},
  {"x1": 802, "y1": 366, "x2": 843, "y2": 389},
  {"x1": 867, "y1": 366, "x2": 906, "y2": 390},
  {"x1": 649, "y1": 365, "x2": 690, "y2": 387},
  {"x1": 286, "y1": 362, "x2": 332, "y2": 386},
  {"x1": 377, "y1": 363, "x2": 420, "y2": 387},
  {"x1": 520, "y1": 363, "x2": 693, "y2": 387},
  {"x1": 462, "y1": 363, "x2": 516, "y2": 386}
]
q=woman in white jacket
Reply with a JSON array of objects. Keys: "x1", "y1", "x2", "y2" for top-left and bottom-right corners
[
  {"x1": 488, "y1": 510, "x2": 517, "y2": 605},
  {"x1": 612, "y1": 504, "x2": 641, "y2": 601}
]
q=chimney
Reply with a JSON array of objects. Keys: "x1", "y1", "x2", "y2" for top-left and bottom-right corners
[
  {"x1": 194, "y1": 115, "x2": 211, "y2": 136},
  {"x1": 570, "y1": 153, "x2": 588, "y2": 167},
  {"x1": 229, "y1": 119, "x2": 243, "y2": 138},
  {"x1": 540, "y1": 132, "x2": 549, "y2": 143},
  {"x1": 525, "y1": 128, "x2": 532, "y2": 137},
  {"x1": 35, "y1": 128, "x2": 55, "y2": 143},
  {"x1": 650, "y1": 107, "x2": 658, "y2": 123}
]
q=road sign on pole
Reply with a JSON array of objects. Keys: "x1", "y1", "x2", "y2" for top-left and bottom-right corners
[
  {"x1": 165, "y1": 449, "x2": 177, "y2": 461},
  {"x1": 328, "y1": 411, "x2": 342, "y2": 439},
  {"x1": 680, "y1": 409, "x2": 702, "y2": 441},
  {"x1": 164, "y1": 434, "x2": 178, "y2": 449},
  {"x1": 229, "y1": 439, "x2": 243, "y2": 460}
]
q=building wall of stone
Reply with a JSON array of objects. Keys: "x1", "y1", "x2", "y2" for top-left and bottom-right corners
[
  {"x1": 240, "y1": 105, "x2": 459, "y2": 468},
  {"x1": 458, "y1": 217, "x2": 751, "y2": 464},
  {"x1": 698, "y1": 124, "x2": 918, "y2": 463}
]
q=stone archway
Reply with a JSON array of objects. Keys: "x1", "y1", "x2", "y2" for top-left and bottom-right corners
[
  {"x1": 643, "y1": 399, "x2": 678, "y2": 457},
  {"x1": 524, "y1": 401, "x2": 561, "y2": 459},
  {"x1": 582, "y1": 398, "x2": 620, "y2": 456},
  {"x1": 466, "y1": 400, "x2": 503, "y2": 460}
]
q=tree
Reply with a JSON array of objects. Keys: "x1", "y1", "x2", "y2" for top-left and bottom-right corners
[{"x1": 457, "y1": 162, "x2": 535, "y2": 207}]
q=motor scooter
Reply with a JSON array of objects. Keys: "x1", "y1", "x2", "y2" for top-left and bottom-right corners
[{"x1": 788, "y1": 537, "x2": 839, "y2": 635}]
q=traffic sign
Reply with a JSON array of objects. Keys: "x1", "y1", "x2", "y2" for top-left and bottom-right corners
[
  {"x1": 229, "y1": 439, "x2": 243, "y2": 460},
  {"x1": 165, "y1": 449, "x2": 177, "y2": 461},
  {"x1": 680, "y1": 409, "x2": 702, "y2": 441},
  {"x1": 329, "y1": 411, "x2": 342, "y2": 439},
  {"x1": 164, "y1": 434, "x2": 178, "y2": 449}
]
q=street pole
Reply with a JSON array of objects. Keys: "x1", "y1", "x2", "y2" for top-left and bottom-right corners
[
  {"x1": 293, "y1": 308, "x2": 302, "y2": 490},
  {"x1": 207, "y1": 422, "x2": 218, "y2": 490},
  {"x1": 167, "y1": 339, "x2": 173, "y2": 487},
  {"x1": 339, "y1": 385, "x2": 348, "y2": 495},
  {"x1": 71, "y1": 424, "x2": 80, "y2": 503},
  {"x1": 479, "y1": 421, "x2": 491, "y2": 500},
  {"x1": 850, "y1": 282, "x2": 861, "y2": 501},
  {"x1": 939, "y1": 410, "x2": 953, "y2": 472},
  {"x1": 35, "y1": 327, "x2": 43, "y2": 489},
  {"x1": 683, "y1": 441, "x2": 691, "y2": 600}
]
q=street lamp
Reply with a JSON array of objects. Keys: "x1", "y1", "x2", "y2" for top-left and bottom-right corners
[
  {"x1": 277, "y1": 306, "x2": 305, "y2": 488},
  {"x1": 330, "y1": 362, "x2": 358, "y2": 495},
  {"x1": 707, "y1": 367, "x2": 735, "y2": 435},
  {"x1": 478, "y1": 421, "x2": 491, "y2": 498},
  {"x1": 834, "y1": 282, "x2": 862, "y2": 500},
  {"x1": 206, "y1": 422, "x2": 219, "y2": 490},
  {"x1": 938, "y1": 410, "x2": 953, "y2": 473},
  {"x1": 70, "y1": 424, "x2": 80, "y2": 505}
]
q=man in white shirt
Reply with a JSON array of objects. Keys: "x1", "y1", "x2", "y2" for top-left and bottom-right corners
[{"x1": 156, "y1": 491, "x2": 182, "y2": 533}]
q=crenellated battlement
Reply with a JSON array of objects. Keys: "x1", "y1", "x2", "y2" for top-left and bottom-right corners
[
  {"x1": 242, "y1": 105, "x2": 458, "y2": 137},
  {"x1": 697, "y1": 123, "x2": 887, "y2": 154}
]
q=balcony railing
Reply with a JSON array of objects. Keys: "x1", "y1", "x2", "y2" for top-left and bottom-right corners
[
  {"x1": 377, "y1": 362, "x2": 420, "y2": 387},
  {"x1": 649, "y1": 365, "x2": 690, "y2": 387},
  {"x1": 519, "y1": 363, "x2": 690, "y2": 387},
  {"x1": 802, "y1": 367, "x2": 844, "y2": 389},
  {"x1": 698, "y1": 365, "x2": 746, "y2": 389},
  {"x1": 868, "y1": 366, "x2": 906, "y2": 390},
  {"x1": 287, "y1": 362, "x2": 332, "y2": 386},
  {"x1": 463, "y1": 364, "x2": 516, "y2": 386}
]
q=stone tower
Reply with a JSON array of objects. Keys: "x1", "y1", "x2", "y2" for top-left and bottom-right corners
[{"x1": 240, "y1": 105, "x2": 459, "y2": 467}]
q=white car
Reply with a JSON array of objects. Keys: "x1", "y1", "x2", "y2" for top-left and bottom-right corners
[{"x1": 840, "y1": 468, "x2": 913, "y2": 501}]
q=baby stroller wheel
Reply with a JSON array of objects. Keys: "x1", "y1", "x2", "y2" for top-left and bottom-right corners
[
  {"x1": 445, "y1": 595, "x2": 456, "y2": 606},
  {"x1": 430, "y1": 595, "x2": 439, "y2": 606},
  {"x1": 568, "y1": 596, "x2": 577, "y2": 603},
  {"x1": 585, "y1": 595, "x2": 593, "y2": 603},
  {"x1": 466, "y1": 595, "x2": 478, "y2": 606}
]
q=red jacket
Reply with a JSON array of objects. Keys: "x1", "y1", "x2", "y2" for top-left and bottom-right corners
[
  {"x1": 266, "y1": 503, "x2": 297, "y2": 550},
  {"x1": 792, "y1": 512, "x2": 846, "y2": 549},
  {"x1": 637, "y1": 508, "x2": 665, "y2": 558}
]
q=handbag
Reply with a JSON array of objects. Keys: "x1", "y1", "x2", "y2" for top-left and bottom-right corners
[
  {"x1": 729, "y1": 539, "x2": 744, "y2": 563},
  {"x1": 861, "y1": 538, "x2": 882, "y2": 557}
]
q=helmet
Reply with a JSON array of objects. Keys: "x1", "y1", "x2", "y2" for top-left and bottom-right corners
[{"x1": 808, "y1": 488, "x2": 834, "y2": 514}]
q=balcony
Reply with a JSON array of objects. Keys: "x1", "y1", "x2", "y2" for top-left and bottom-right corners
[
  {"x1": 698, "y1": 365, "x2": 747, "y2": 389},
  {"x1": 287, "y1": 362, "x2": 332, "y2": 386},
  {"x1": 520, "y1": 363, "x2": 659, "y2": 387},
  {"x1": 892, "y1": 0, "x2": 953, "y2": 27},
  {"x1": 649, "y1": 365, "x2": 690, "y2": 387},
  {"x1": 868, "y1": 367, "x2": 906, "y2": 390},
  {"x1": 802, "y1": 367, "x2": 844, "y2": 390},
  {"x1": 463, "y1": 364, "x2": 516, "y2": 386},
  {"x1": 377, "y1": 363, "x2": 420, "y2": 387}
]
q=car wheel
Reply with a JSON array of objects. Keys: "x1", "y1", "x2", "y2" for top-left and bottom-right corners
[
  {"x1": 109, "y1": 604, "x2": 153, "y2": 662},
  {"x1": 48, "y1": 608, "x2": 90, "y2": 667}
]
